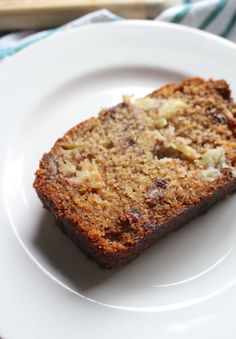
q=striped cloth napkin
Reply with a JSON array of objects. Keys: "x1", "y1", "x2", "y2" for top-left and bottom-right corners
[{"x1": 0, "y1": 0, "x2": 235, "y2": 61}]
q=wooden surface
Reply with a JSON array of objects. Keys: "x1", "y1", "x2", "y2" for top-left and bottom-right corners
[{"x1": 0, "y1": 0, "x2": 178, "y2": 30}]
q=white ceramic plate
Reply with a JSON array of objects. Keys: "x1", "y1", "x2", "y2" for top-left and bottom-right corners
[{"x1": 1, "y1": 21, "x2": 236, "y2": 339}]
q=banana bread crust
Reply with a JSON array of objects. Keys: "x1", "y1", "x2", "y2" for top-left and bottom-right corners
[{"x1": 38, "y1": 177, "x2": 236, "y2": 268}]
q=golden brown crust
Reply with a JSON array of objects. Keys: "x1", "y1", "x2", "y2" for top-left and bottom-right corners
[{"x1": 34, "y1": 77, "x2": 236, "y2": 268}]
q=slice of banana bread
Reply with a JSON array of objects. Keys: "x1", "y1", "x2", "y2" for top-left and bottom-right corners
[{"x1": 34, "y1": 78, "x2": 236, "y2": 268}]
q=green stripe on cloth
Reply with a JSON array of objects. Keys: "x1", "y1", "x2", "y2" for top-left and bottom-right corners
[
  {"x1": 221, "y1": 10, "x2": 236, "y2": 37},
  {"x1": 0, "y1": 29, "x2": 56, "y2": 60},
  {"x1": 171, "y1": 3, "x2": 192, "y2": 23},
  {"x1": 199, "y1": 0, "x2": 227, "y2": 30}
]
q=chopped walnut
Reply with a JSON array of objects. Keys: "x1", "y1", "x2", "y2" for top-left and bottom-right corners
[
  {"x1": 175, "y1": 143, "x2": 199, "y2": 160},
  {"x1": 122, "y1": 94, "x2": 133, "y2": 105},
  {"x1": 72, "y1": 159, "x2": 105, "y2": 189},
  {"x1": 201, "y1": 147, "x2": 228, "y2": 169},
  {"x1": 202, "y1": 168, "x2": 221, "y2": 181},
  {"x1": 158, "y1": 99, "x2": 187, "y2": 119},
  {"x1": 153, "y1": 124, "x2": 199, "y2": 161},
  {"x1": 156, "y1": 118, "x2": 167, "y2": 128},
  {"x1": 134, "y1": 97, "x2": 160, "y2": 110},
  {"x1": 200, "y1": 147, "x2": 230, "y2": 181},
  {"x1": 58, "y1": 159, "x2": 76, "y2": 177},
  {"x1": 152, "y1": 130, "x2": 166, "y2": 142}
]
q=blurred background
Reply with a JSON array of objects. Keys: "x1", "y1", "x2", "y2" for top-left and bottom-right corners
[
  {"x1": 0, "y1": 0, "x2": 235, "y2": 59},
  {"x1": 0, "y1": 0, "x2": 181, "y2": 30}
]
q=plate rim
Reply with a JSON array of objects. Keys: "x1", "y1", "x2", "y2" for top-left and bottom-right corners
[{"x1": 1, "y1": 19, "x2": 236, "y2": 70}]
